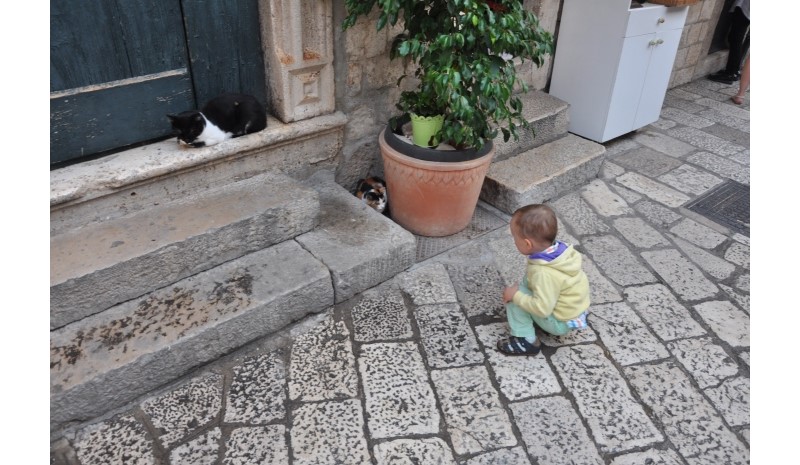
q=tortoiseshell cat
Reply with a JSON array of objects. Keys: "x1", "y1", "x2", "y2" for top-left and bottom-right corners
[
  {"x1": 167, "y1": 93, "x2": 267, "y2": 147},
  {"x1": 355, "y1": 177, "x2": 389, "y2": 216}
]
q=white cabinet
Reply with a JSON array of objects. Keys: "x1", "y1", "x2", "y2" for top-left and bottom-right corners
[{"x1": 549, "y1": 0, "x2": 689, "y2": 143}]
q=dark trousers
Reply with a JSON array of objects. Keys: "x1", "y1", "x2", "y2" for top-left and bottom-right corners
[{"x1": 724, "y1": 8, "x2": 750, "y2": 75}]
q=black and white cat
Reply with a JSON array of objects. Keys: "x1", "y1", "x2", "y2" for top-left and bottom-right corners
[
  {"x1": 355, "y1": 177, "x2": 389, "y2": 215},
  {"x1": 167, "y1": 93, "x2": 267, "y2": 147}
]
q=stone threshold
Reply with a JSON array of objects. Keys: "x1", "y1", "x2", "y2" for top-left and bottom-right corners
[{"x1": 50, "y1": 111, "x2": 348, "y2": 209}]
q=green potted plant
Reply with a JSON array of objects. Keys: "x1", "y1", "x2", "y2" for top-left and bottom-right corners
[{"x1": 343, "y1": 0, "x2": 553, "y2": 236}]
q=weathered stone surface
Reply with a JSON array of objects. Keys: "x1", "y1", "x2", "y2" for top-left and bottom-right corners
[
  {"x1": 582, "y1": 255, "x2": 622, "y2": 304},
  {"x1": 686, "y1": 152, "x2": 749, "y2": 185},
  {"x1": 603, "y1": 137, "x2": 639, "y2": 156},
  {"x1": 632, "y1": 200, "x2": 683, "y2": 227},
  {"x1": 641, "y1": 249, "x2": 718, "y2": 300},
  {"x1": 661, "y1": 107, "x2": 714, "y2": 129},
  {"x1": 414, "y1": 205, "x2": 508, "y2": 262},
  {"x1": 735, "y1": 273, "x2": 749, "y2": 292},
  {"x1": 720, "y1": 284, "x2": 750, "y2": 314},
  {"x1": 224, "y1": 426, "x2": 288, "y2": 465},
  {"x1": 431, "y1": 366, "x2": 517, "y2": 455},
  {"x1": 724, "y1": 242, "x2": 750, "y2": 269},
  {"x1": 462, "y1": 447, "x2": 531, "y2": 465},
  {"x1": 668, "y1": 337, "x2": 739, "y2": 388},
  {"x1": 704, "y1": 377, "x2": 749, "y2": 427},
  {"x1": 474, "y1": 323, "x2": 560, "y2": 400},
  {"x1": 446, "y1": 264, "x2": 506, "y2": 318},
  {"x1": 289, "y1": 315, "x2": 357, "y2": 401},
  {"x1": 73, "y1": 414, "x2": 154, "y2": 465},
  {"x1": 511, "y1": 396, "x2": 604, "y2": 465},
  {"x1": 632, "y1": 129, "x2": 696, "y2": 158},
  {"x1": 601, "y1": 160, "x2": 626, "y2": 180},
  {"x1": 612, "y1": 217, "x2": 670, "y2": 248},
  {"x1": 582, "y1": 235, "x2": 657, "y2": 286},
  {"x1": 626, "y1": 362, "x2": 749, "y2": 465},
  {"x1": 141, "y1": 373, "x2": 223, "y2": 448},
  {"x1": 611, "y1": 184, "x2": 643, "y2": 203},
  {"x1": 616, "y1": 172, "x2": 691, "y2": 207},
  {"x1": 697, "y1": 108, "x2": 750, "y2": 133},
  {"x1": 290, "y1": 399, "x2": 370, "y2": 465},
  {"x1": 398, "y1": 263, "x2": 458, "y2": 306},
  {"x1": 51, "y1": 172, "x2": 320, "y2": 329},
  {"x1": 225, "y1": 351, "x2": 285, "y2": 424},
  {"x1": 658, "y1": 163, "x2": 724, "y2": 196},
  {"x1": 351, "y1": 289, "x2": 412, "y2": 342},
  {"x1": 673, "y1": 237, "x2": 735, "y2": 279},
  {"x1": 669, "y1": 218, "x2": 727, "y2": 249},
  {"x1": 373, "y1": 438, "x2": 457, "y2": 465},
  {"x1": 552, "y1": 345, "x2": 663, "y2": 453},
  {"x1": 170, "y1": 428, "x2": 220, "y2": 465},
  {"x1": 488, "y1": 229, "x2": 526, "y2": 287},
  {"x1": 609, "y1": 448, "x2": 685, "y2": 465},
  {"x1": 624, "y1": 284, "x2": 705, "y2": 341},
  {"x1": 611, "y1": 147, "x2": 683, "y2": 177},
  {"x1": 50, "y1": 242, "x2": 333, "y2": 429},
  {"x1": 481, "y1": 134, "x2": 605, "y2": 214},
  {"x1": 415, "y1": 303, "x2": 484, "y2": 368},
  {"x1": 493, "y1": 90, "x2": 570, "y2": 160},
  {"x1": 551, "y1": 192, "x2": 610, "y2": 236},
  {"x1": 694, "y1": 300, "x2": 750, "y2": 348},
  {"x1": 296, "y1": 172, "x2": 415, "y2": 303},
  {"x1": 580, "y1": 179, "x2": 633, "y2": 217},
  {"x1": 667, "y1": 126, "x2": 746, "y2": 157},
  {"x1": 359, "y1": 342, "x2": 440, "y2": 438},
  {"x1": 589, "y1": 303, "x2": 669, "y2": 365}
]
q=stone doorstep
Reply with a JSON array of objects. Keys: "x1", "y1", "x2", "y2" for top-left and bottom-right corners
[
  {"x1": 481, "y1": 133, "x2": 607, "y2": 214},
  {"x1": 50, "y1": 172, "x2": 321, "y2": 330},
  {"x1": 493, "y1": 90, "x2": 570, "y2": 162},
  {"x1": 50, "y1": 240, "x2": 334, "y2": 431},
  {"x1": 295, "y1": 172, "x2": 417, "y2": 303}
]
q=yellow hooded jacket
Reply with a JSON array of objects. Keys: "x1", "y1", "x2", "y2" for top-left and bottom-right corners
[{"x1": 512, "y1": 242, "x2": 590, "y2": 321}]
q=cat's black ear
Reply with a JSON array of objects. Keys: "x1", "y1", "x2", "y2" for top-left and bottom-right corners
[{"x1": 194, "y1": 114, "x2": 203, "y2": 122}]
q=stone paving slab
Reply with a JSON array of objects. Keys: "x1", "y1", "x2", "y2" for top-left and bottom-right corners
[
  {"x1": 350, "y1": 288, "x2": 413, "y2": 342},
  {"x1": 612, "y1": 217, "x2": 670, "y2": 248},
  {"x1": 686, "y1": 151, "x2": 749, "y2": 185},
  {"x1": 616, "y1": 172, "x2": 691, "y2": 208},
  {"x1": 290, "y1": 399, "x2": 371, "y2": 465},
  {"x1": 623, "y1": 284, "x2": 706, "y2": 341},
  {"x1": 582, "y1": 235, "x2": 657, "y2": 286},
  {"x1": 224, "y1": 351, "x2": 286, "y2": 424},
  {"x1": 445, "y1": 264, "x2": 506, "y2": 319},
  {"x1": 582, "y1": 256, "x2": 622, "y2": 304},
  {"x1": 669, "y1": 218, "x2": 728, "y2": 249},
  {"x1": 667, "y1": 337, "x2": 739, "y2": 389},
  {"x1": 170, "y1": 428, "x2": 219, "y2": 465},
  {"x1": 693, "y1": 300, "x2": 750, "y2": 348},
  {"x1": 550, "y1": 192, "x2": 611, "y2": 236},
  {"x1": 226, "y1": 426, "x2": 288, "y2": 464},
  {"x1": 359, "y1": 342, "x2": 440, "y2": 438},
  {"x1": 431, "y1": 366, "x2": 517, "y2": 455},
  {"x1": 397, "y1": 263, "x2": 459, "y2": 306},
  {"x1": 632, "y1": 199, "x2": 683, "y2": 227},
  {"x1": 288, "y1": 315, "x2": 358, "y2": 401},
  {"x1": 373, "y1": 438, "x2": 456, "y2": 465},
  {"x1": 705, "y1": 376, "x2": 750, "y2": 427},
  {"x1": 589, "y1": 303, "x2": 669, "y2": 366},
  {"x1": 415, "y1": 303, "x2": 484, "y2": 368},
  {"x1": 580, "y1": 179, "x2": 633, "y2": 217},
  {"x1": 511, "y1": 396, "x2": 604, "y2": 465},
  {"x1": 551, "y1": 345, "x2": 663, "y2": 453},
  {"x1": 72, "y1": 414, "x2": 154, "y2": 465},
  {"x1": 658, "y1": 163, "x2": 724, "y2": 196},
  {"x1": 610, "y1": 146, "x2": 684, "y2": 177},
  {"x1": 626, "y1": 362, "x2": 749, "y2": 465},
  {"x1": 609, "y1": 448, "x2": 685, "y2": 465},
  {"x1": 641, "y1": 249, "x2": 718, "y2": 301},
  {"x1": 673, "y1": 236, "x2": 735, "y2": 280},
  {"x1": 474, "y1": 323, "x2": 560, "y2": 400}
]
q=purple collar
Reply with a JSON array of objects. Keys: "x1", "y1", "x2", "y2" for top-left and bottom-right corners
[{"x1": 529, "y1": 241, "x2": 568, "y2": 262}]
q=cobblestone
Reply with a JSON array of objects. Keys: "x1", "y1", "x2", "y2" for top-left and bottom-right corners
[
  {"x1": 616, "y1": 172, "x2": 691, "y2": 207},
  {"x1": 641, "y1": 249, "x2": 718, "y2": 300}
]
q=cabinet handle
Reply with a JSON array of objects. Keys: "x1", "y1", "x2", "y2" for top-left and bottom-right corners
[
  {"x1": 649, "y1": 38, "x2": 665, "y2": 46},
  {"x1": 658, "y1": 17, "x2": 665, "y2": 24}
]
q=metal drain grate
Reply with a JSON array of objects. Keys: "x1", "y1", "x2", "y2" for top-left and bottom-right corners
[{"x1": 684, "y1": 180, "x2": 750, "y2": 236}]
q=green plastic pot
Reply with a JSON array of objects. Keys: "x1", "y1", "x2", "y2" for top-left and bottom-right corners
[{"x1": 410, "y1": 113, "x2": 444, "y2": 147}]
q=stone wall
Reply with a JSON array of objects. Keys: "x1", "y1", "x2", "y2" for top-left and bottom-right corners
[{"x1": 670, "y1": 0, "x2": 734, "y2": 86}]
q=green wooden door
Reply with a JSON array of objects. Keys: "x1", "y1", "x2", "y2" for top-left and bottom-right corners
[{"x1": 50, "y1": 0, "x2": 267, "y2": 165}]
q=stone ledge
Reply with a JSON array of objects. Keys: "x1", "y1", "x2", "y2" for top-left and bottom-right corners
[{"x1": 50, "y1": 112, "x2": 348, "y2": 209}]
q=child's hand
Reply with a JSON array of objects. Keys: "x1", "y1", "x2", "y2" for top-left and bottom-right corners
[{"x1": 503, "y1": 284, "x2": 518, "y2": 303}]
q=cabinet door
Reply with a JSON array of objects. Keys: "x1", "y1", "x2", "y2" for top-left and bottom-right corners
[
  {"x1": 633, "y1": 28, "x2": 683, "y2": 129},
  {"x1": 603, "y1": 33, "x2": 653, "y2": 142}
]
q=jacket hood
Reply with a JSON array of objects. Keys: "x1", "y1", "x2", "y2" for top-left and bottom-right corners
[{"x1": 528, "y1": 242, "x2": 583, "y2": 276}]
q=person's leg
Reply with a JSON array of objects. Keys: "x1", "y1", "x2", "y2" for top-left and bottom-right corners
[
  {"x1": 732, "y1": 54, "x2": 750, "y2": 105},
  {"x1": 725, "y1": 8, "x2": 750, "y2": 75},
  {"x1": 497, "y1": 281, "x2": 541, "y2": 355}
]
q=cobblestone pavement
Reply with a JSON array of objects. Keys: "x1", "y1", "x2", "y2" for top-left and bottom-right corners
[{"x1": 51, "y1": 78, "x2": 750, "y2": 465}]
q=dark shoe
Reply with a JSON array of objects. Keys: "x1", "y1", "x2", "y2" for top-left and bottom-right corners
[
  {"x1": 496, "y1": 336, "x2": 542, "y2": 356},
  {"x1": 707, "y1": 71, "x2": 739, "y2": 85}
]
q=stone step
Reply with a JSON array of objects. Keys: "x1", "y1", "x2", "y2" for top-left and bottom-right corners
[
  {"x1": 492, "y1": 90, "x2": 570, "y2": 162},
  {"x1": 50, "y1": 240, "x2": 334, "y2": 431},
  {"x1": 480, "y1": 133, "x2": 606, "y2": 214},
  {"x1": 50, "y1": 172, "x2": 320, "y2": 330},
  {"x1": 296, "y1": 171, "x2": 416, "y2": 303}
]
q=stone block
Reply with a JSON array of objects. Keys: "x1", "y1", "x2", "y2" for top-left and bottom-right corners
[
  {"x1": 351, "y1": 289, "x2": 413, "y2": 342},
  {"x1": 551, "y1": 192, "x2": 611, "y2": 237},
  {"x1": 582, "y1": 235, "x2": 657, "y2": 286},
  {"x1": 658, "y1": 163, "x2": 724, "y2": 196},
  {"x1": 580, "y1": 179, "x2": 633, "y2": 217},
  {"x1": 668, "y1": 337, "x2": 739, "y2": 389},
  {"x1": 481, "y1": 134, "x2": 606, "y2": 214},
  {"x1": 290, "y1": 400, "x2": 371, "y2": 465},
  {"x1": 50, "y1": 241, "x2": 333, "y2": 430},
  {"x1": 296, "y1": 172, "x2": 416, "y2": 303},
  {"x1": 50, "y1": 172, "x2": 320, "y2": 329},
  {"x1": 415, "y1": 303, "x2": 484, "y2": 368},
  {"x1": 493, "y1": 90, "x2": 570, "y2": 161},
  {"x1": 225, "y1": 351, "x2": 286, "y2": 424},
  {"x1": 225, "y1": 426, "x2": 287, "y2": 464},
  {"x1": 612, "y1": 146, "x2": 684, "y2": 176},
  {"x1": 589, "y1": 303, "x2": 670, "y2": 366},
  {"x1": 624, "y1": 284, "x2": 706, "y2": 341},
  {"x1": 694, "y1": 300, "x2": 750, "y2": 348},
  {"x1": 374, "y1": 438, "x2": 456, "y2": 465},
  {"x1": 641, "y1": 249, "x2": 718, "y2": 300},
  {"x1": 72, "y1": 414, "x2": 154, "y2": 465},
  {"x1": 616, "y1": 172, "x2": 691, "y2": 208}
]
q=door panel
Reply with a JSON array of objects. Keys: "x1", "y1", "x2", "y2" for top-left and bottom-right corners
[
  {"x1": 634, "y1": 28, "x2": 682, "y2": 129},
  {"x1": 181, "y1": 0, "x2": 267, "y2": 106},
  {"x1": 50, "y1": 70, "x2": 195, "y2": 164}
]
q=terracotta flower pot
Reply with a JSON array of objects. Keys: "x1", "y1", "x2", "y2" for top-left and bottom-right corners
[{"x1": 378, "y1": 127, "x2": 495, "y2": 237}]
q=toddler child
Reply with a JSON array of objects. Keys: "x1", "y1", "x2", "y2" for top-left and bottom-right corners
[{"x1": 496, "y1": 204, "x2": 590, "y2": 356}]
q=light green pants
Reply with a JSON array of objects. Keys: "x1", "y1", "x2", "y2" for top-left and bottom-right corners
[{"x1": 506, "y1": 278, "x2": 572, "y2": 341}]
